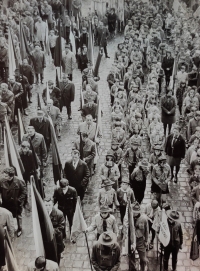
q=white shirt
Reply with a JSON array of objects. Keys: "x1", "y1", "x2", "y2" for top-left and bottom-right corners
[{"x1": 73, "y1": 159, "x2": 79, "y2": 169}]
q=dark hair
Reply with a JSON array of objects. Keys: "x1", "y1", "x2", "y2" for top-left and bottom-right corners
[
  {"x1": 3, "y1": 167, "x2": 15, "y2": 177},
  {"x1": 35, "y1": 256, "x2": 46, "y2": 269}
]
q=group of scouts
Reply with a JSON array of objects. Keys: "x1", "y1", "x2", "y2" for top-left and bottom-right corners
[{"x1": 0, "y1": 0, "x2": 200, "y2": 270}]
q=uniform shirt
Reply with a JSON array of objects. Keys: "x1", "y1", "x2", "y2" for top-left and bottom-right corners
[
  {"x1": 134, "y1": 214, "x2": 149, "y2": 242},
  {"x1": 98, "y1": 187, "x2": 118, "y2": 207},
  {"x1": 123, "y1": 148, "x2": 143, "y2": 166}
]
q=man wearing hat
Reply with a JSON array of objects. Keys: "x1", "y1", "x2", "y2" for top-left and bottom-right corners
[
  {"x1": 151, "y1": 153, "x2": 171, "y2": 204},
  {"x1": 30, "y1": 110, "x2": 51, "y2": 152},
  {"x1": 30, "y1": 43, "x2": 46, "y2": 84},
  {"x1": 99, "y1": 149, "x2": 120, "y2": 191},
  {"x1": 82, "y1": 61, "x2": 100, "y2": 82},
  {"x1": 87, "y1": 206, "x2": 118, "y2": 239},
  {"x1": 98, "y1": 178, "x2": 119, "y2": 210},
  {"x1": 59, "y1": 73, "x2": 75, "y2": 120},
  {"x1": 91, "y1": 232, "x2": 120, "y2": 270},
  {"x1": 163, "y1": 210, "x2": 183, "y2": 271},
  {"x1": 117, "y1": 177, "x2": 135, "y2": 223},
  {"x1": 73, "y1": 132, "x2": 96, "y2": 176},
  {"x1": 42, "y1": 80, "x2": 61, "y2": 109},
  {"x1": 129, "y1": 202, "x2": 149, "y2": 271},
  {"x1": 123, "y1": 137, "x2": 143, "y2": 178},
  {"x1": 131, "y1": 158, "x2": 150, "y2": 204},
  {"x1": 64, "y1": 148, "x2": 90, "y2": 200},
  {"x1": 53, "y1": 178, "x2": 77, "y2": 232},
  {"x1": 27, "y1": 256, "x2": 59, "y2": 271},
  {"x1": 188, "y1": 111, "x2": 200, "y2": 140},
  {"x1": 61, "y1": 44, "x2": 76, "y2": 81}
]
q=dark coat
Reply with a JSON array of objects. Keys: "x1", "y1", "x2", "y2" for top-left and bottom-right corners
[
  {"x1": 162, "y1": 56, "x2": 174, "y2": 77},
  {"x1": 165, "y1": 134, "x2": 186, "y2": 158},
  {"x1": 15, "y1": 75, "x2": 29, "y2": 110},
  {"x1": 63, "y1": 159, "x2": 90, "y2": 199},
  {"x1": 19, "y1": 149, "x2": 38, "y2": 182},
  {"x1": 77, "y1": 53, "x2": 88, "y2": 72},
  {"x1": 22, "y1": 132, "x2": 47, "y2": 163},
  {"x1": 161, "y1": 95, "x2": 176, "y2": 124},
  {"x1": 74, "y1": 138, "x2": 96, "y2": 163},
  {"x1": 59, "y1": 81, "x2": 75, "y2": 106},
  {"x1": 92, "y1": 242, "x2": 120, "y2": 271},
  {"x1": 0, "y1": 176, "x2": 27, "y2": 217},
  {"x1": 20, "y1": 64, "x2": 35, "y2": 85},
  {"x1": 79, "y1": 33, "x2": 88, "y2": 48},
  {"x1": 8, "y1": 82, "x2": 23, "y2": 110},
  {"x1": 166, "y1": 221, "x2": 183, "y2": 248},
  {"x1": 49, "y1": 207, "x2": 65, "y2": 254},
  {"x1": 42, "y1": 87, "x2": 61, "y2": 108},
  {"x1": 81, "y1": 103, "x2": 98, "y2": 119},
  {"x1": 53, "y1": 186, "x2": 77, "y2": 213},
  {"x1": 96, "y1": 27, "x2": 109, "y2": 47},
  {"x1": 30, "y1": 50, "x2": 46, "y2": 74},
  {"x1": 30, "y1": 117, "x2": 51, "y2": 148},
  {"x1": 107, "y1": 13, "x2": 117, "y2": 32}
]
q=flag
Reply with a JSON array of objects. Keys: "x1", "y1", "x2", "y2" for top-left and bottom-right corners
[
  {"x1": 17, "y1": 109, "x2": 26, "y2": 145},
  {"x1": 0, "y1": 226, "x2": 5, "y2": 267},
  {"x1": 70, "y1": 29, "x2": 76, "y2": 55},
  {"x1": 93, "y1": 48, "x2": 103, "y2": 77},
  {"x1": 158, "y1": 209, "x2": 170, "y2": 247},
  {"x1": 31, "y1": 176, "x2": 45, "y2": 257},
  {"x1": 32, "y1": 178, "x2": 58, "y2": 262},
  {"x1": 54, "y1": 19, "x2": 62, "y2": 67},
  {"x1": 190, "y1": 221, "x2": 199, "y2": 261},
  {"x1": 122, "y1": 201, "x2": 136, "y2": 255},
  {"x1": 4, "y1": 116, "x2": 24, "y2": 179},
  {"x1": 95, "y1": 98, "x2": 103, "y2": 141},
  {"x1": 80, "y1": 87, "x2": 84, "y2": 110},
  {"x1": 46, "y1": 82, "x2": 50, "y2": 102},
  {"x1": 87, "y1": 23, "x2": 94, "y2": 66},
  {"x1": 19, "y1": 21, "x2": 31, "y2": 61},
  {"x1": 55, "y1": 69, "x2": 60, "y2": 88},
  {"x1": 48, "y1": 116, "x2": 63, "y2": 184},
  {"x1": 79, "y1": 133, "x2": 84, "y2": 160},
  {"x1": 4, "y1": 229, "x2": 20, "y2": 271},
  {"x1": 71, "y1": 198, "x2": 87, "y2": 242},
  {"x1": 8, "y1": 28, "x2": 16, "y2": 76},
  {"x1": 122, "y1": 202, "x2": 129, "y2": 255},
  {"x1": 37, "y1": 93, "x2": 42, "y2": 110}
]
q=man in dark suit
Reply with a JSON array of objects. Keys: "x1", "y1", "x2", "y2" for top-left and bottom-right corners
[
  {"x1": 59, "y1": 73, "x2": 75, "y2": 120},
  {"x1": 96, "y1": 21, "x2": 110, "y2": 58},
  {"x1": 22, "y1": 126, "x2": 48, "y2": 166},
  {"x1": 8, "y1": 76, "x2": 23, "y2": 123},
  {"x1": 164, "y1": 210, "x2": 183, "y2": 271},
  {"x1": 53, "y1": 178, "x2": 77, "y2": 231},
  {"x1": 42, "y1": 80, "x2": 61, "y2": 109},
  {"x1": 74, "y1": 132, "x2": 96, "y2": 176},
  {"x1": 81, "y1": 100, "x2": 98, "y2": 121},
  {"x1": 162, "y1": 50, "x2": 174, "y2": 86},
  {"x1": 64, "y1": 148, "x2": 90, "y2": 200},
  {"x1": 30, "y1": 110, "x2": 51, "y2": 152},
  {"x1": 20, "y1": 59, "x2": 34, "y2": 103},
  {"x1": 79, "y1": 27, "x2": 88, "y2": 49},
  {"x1": 165, "y1": 125, "x2": 186, "y2": 183},
  {"x1": 30, "y1": 43, "x2": 46, "y2": 84},
  {"x1": 44, "y1": 198, "x2": 65, "y2": 264}
]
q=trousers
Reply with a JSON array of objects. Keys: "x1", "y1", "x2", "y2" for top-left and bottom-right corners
[
  {"x1": 163, "y1": 244, "x2": 179, "y2": 271},
  {"x1": 129, "y1": 237, "x2": 147, "y2": 271}
]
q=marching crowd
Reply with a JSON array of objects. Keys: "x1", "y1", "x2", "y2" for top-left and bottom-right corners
[{"x1": 0, "y1": 0, "x2": 200, "y2": 270}]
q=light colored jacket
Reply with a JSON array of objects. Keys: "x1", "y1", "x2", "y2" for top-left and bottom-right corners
[
  {"x1": 0, "y1": 207, "x2": 15, "y2": 240},
  {"x1": 61, "y1": 51, "x2": 76, "y2": 74},
  {"x1": 87, "y1": 213, "x2": 118, "y2": 236},
  {"x1": 35, "y1": 21, "x2": 47, "y2": 41}
]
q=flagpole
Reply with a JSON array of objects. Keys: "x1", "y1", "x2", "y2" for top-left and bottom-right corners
[
  {"x1": 84, "y1": 232, "x2": 93, "y2": 271},
  {"x1": 76, "y1": 197, "x2": 93, "y2": 270}
]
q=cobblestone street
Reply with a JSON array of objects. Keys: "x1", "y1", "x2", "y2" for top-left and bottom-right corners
[{"x1": 1, "y1": 1, "x2": 200, "y2": 270}]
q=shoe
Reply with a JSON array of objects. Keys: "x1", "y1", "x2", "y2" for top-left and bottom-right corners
[
  {"x1": 106, "y1": 55, "x2": 110, "y2": 58},
  {"x1": 24, "y1": 112, "x2": 28, "y2": 116},
  {"x1": 58, "y1": 136, "x2": 61, "y2": 141},
  {"x1": 174, "y1": 177, "x2": 178, "y2": 183},
  {"x1": 29, "y1": 100, "x2": 32, "y2": 103},
  {"x1": 17, "y1": 230, "x2": 22, "y2": 237},
  {"x1": 68, "y1": 116, "x2": 72, "y2": 120},
  {"x1": 41, "y1": 81, "x2": 44, "y2": 84}
]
